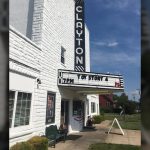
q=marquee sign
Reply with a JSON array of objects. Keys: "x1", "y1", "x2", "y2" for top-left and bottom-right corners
[
  {"x1": 74, "y1": 0, "x2": 85, "y2": 72},
  {"x1": 58, "y1": 70, "x2": 124, "y2": 90}
]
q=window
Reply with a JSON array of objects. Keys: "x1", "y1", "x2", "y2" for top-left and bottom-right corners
[
  {"x1": 9, "y1": 91, "x2": 15, "y2": 128},
  {"x1": 9, "y1": 91, "x2": 32, "y2": 128},
  {"x1": 73, "y1": 101, "x2": 82, "y2": 116},
  {"x1": 14, "y1": 92, "x2": 32, "y2": 127},
  {"x1": 91, "y1": 102, "x2": 96, "y2": 113},
  {"x1": 61, "y1": 46, "x2": 66, "y2": 64}
]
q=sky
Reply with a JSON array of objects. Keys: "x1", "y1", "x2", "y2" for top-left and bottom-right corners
[{"x1": 84, "y1": 0, "x2": 141, "y2": 101}]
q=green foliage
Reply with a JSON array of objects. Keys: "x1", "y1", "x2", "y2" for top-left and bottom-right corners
[
  {"x1": 100, "y1": 107, "x2": 113, "y2": 113},
  {"x1": 113, "y1": 93, "x2": 128, "y2": 103},
  {"x1": 115, "y1": 121, "x2": 141, "y2": 130},
  {"x1": 100, "y1": 109, "x2": 104, "y2": 116},
  {"x1": 28, "y1": 136, "x2": 48, "y2": 150},
  {"x1": 124, "y1": 101, "x2": 137, "y2": 114},
  {"x1": 103, "y1": 113, "x2": 141, "y2": 130},
  {"x1": 103, "y1": 113, "x2": 118, "y2": 120},
  {"x1": 10, "y1": 142, "x2": 33, "y2": 150},
  {"x1": 113, "y1": 94, "x2": 119, "y2": 101},
  {"x1": 113, "y1": 108, "x2": 122, "y2": 113},
  {"x1": 10, "y1": 136, "x2": 48, "y2": 150},
  {"x1": 93, "y1": 115, "x2": 104, "y2": 124},
  {"x1": 88, "y1": 143, "x2": 141, "y2": 150},
  {"x1": 113, "y1": 93, "x2": 139, "y2": 114}
]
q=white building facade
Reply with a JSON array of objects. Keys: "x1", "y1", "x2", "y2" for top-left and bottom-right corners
[{"x1": 9, "y1": 0, "x2": 124, "y2": 146}]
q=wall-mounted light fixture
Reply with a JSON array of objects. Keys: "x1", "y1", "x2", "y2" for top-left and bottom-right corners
[{"x1": 37, "y1": 78, "x2": 41, "y2": 84}]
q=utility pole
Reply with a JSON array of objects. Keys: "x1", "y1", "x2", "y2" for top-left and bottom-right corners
[
  {"x1": 132, "y1": 92, "x2": 136, "y2": 101},
  {"x1": 136, "y1": 89, "x2": 141, "y2": 102}
]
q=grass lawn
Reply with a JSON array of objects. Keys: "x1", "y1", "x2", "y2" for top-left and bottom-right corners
[
  {"x1": 88, "y1": 143, "x2": 141, "y2": 150},
  {"x1": 103, "y1": 113, "x2": 141, "y2": 130}
]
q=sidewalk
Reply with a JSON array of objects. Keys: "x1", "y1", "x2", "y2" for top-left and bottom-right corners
[
  {"x1": 105, "y1": 128, "x2": 141, "y2": 146},
  {"x1": 97, "y1": 121, "x2": 141, "y2": 146},
  {"x1": 48, "y1": 128, "x2": 107, "y2": 150},
  {"x1": 48, "y1": 120, "x2": 141, "y2": 150}
]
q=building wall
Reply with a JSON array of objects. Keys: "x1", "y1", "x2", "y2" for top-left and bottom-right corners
[
  {"x1": 99, "y1": 94, "x2": 113, "y2": 108},
  {"x1": 31, "y1": 0, "x2": 44, "y2": 46},
  {"x1": 85, "y1": 24, "x2": 90, "y2": 72},
  {"x1": 86, "y1": 95, "x2": 100, "y2": 123},
  {"x1": 9, "y1": 0, "x2": 94, "y2": 146},
  {"x1": 9, "y1": 27, "x2": 42, "y2": 146},
  {"x1": 31, "y1": 0, "x2": 91, "y2": 132},
  {"x1": 10, "y1": 0, "x2": 34, "y2": 39},
  {"x1": 31, "y1": 0, "x2": 75, "y2": 132},
  {"x1": 89, "y1": 95, "x2": 99, "y2": 116},
  {"x1": 99, "y1": 95, "x2": 107, "y2": 108}
]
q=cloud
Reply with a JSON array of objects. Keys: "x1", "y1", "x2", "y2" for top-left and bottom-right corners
[
  {"x1": 95, "y1": 0, "x2": 130, "y2": 9},
  {"x1": 94, "y1": 0, "x2": 140, "y2": 15},
  {"x1": 92, "y1": 41, "x2": 106, "y2": 46},
  {"x1": 92, "y1": 41, "x2": 119, "y2": 47},
  {"x1": 106, "y1": 0, "x2": 129, "y2": 9},
  {"x1": 129, "y1": 90, "x2": 140, "y2": 101},
  {"x1": 91, "y1": 50, "x2": 140, "y2": 68},
  {"x1": 108, "y1": 42, "x2": 118, "y2": 47},
  {"x1": 131, "y1": 90, "x2": 140, "y2": 96}
]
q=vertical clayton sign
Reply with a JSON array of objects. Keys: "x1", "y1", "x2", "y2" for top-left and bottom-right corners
[{"x1": 74, "y1": 0, "x2": 85, "y2": 72}]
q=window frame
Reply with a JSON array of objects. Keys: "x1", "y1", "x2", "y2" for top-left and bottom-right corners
[
  {"x1": 9, "y1": 90, "x2": 16, "y2": 128},
  {"x1": 9, "y1": 90, "x2": 32, "y2": 129}
]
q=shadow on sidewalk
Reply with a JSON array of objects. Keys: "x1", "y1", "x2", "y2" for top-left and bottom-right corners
[
  {"x1": 66, "y1": 135, "x2": 82, "y2": 141},
  {"x1": 81, "y1": 128, "x2": 97, "y2": 132}
]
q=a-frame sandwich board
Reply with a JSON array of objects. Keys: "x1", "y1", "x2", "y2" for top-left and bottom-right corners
[{"x1": 108, "y1": 118, "x2": 124, "y2": 135}]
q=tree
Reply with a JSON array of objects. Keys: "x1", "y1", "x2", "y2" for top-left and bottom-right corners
[
  {"x1": 113, "y1": 93, "x2": 128, "y2": 107},
  {"x1": 113, "y1": 93, "x2": 137, "y2": 114}
]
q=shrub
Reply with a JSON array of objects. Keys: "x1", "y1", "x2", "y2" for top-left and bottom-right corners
[
  {"x1": 93, "y1": 115, "x2": 104, "y2": 124},
  {"x1": 28, "y1": 136, "x2": 48, "y2": 150},
  {"x1": 10, "y1": 142, "x2": 33, "y2": 150}
]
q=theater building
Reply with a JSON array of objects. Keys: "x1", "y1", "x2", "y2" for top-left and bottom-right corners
[{"x1": 9, "y1": 0, "x2": 124, "y2": 146}]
